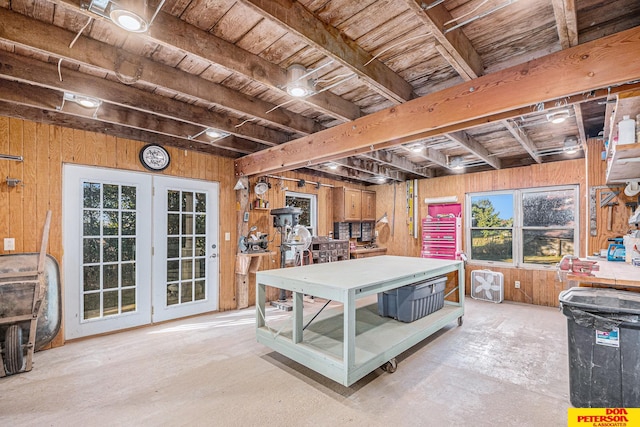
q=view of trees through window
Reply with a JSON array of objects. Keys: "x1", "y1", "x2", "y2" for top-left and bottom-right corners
[{"x1": 469, "y1": 187, "x2": 577, "y2": 266}]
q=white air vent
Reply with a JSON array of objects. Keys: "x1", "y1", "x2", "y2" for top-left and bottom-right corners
[{"x1": 471, "y1": 270, "x2": 504, "y2": 303}]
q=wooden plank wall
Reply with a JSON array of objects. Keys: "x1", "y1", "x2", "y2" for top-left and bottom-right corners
[
  {"x1": 0, "y1": 116, "x2": 237, "y2": 347},
  {"x1": 242, "y1": 172, "x2": 366, "y2": 305},
  {"x1": 585, "y1": 138, "x2": 638, "y2": 254},
  {"x1": 371, "y1": 156, "x2": 590, "y2": 307}
]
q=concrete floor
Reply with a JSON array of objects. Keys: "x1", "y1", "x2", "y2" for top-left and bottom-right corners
[{"x1": 0, "y1": 298, "x2": 571, "y2": 426}]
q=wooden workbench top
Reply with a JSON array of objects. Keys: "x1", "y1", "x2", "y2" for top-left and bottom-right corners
[{"x1": 567, "y1": 259, "x2": 640, "y2": 288}]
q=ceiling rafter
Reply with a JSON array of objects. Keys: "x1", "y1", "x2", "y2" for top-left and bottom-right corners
[
  {"x1": 48, "y1": 0, "x2": 361, "y2": 122},
  {"x1": 244, "y1": 0, "x2": 415, "y2": 104},
  {"x1": 235, "y1": 26, "x2": 640, "y2": 176},
  {"x1": 359, "y1": 150, "x2": 433, "y2": 178},
  {"x1": 0, "y1": 79, "x2": 268, "y2": 155},
  {"x1": 333, "y1": 158, "x2": 406, "y2": 182},
  {"x1": 404, "y1": 0, "x2": 484, "y2": 80},
  {"x1": 551, "y1": 0, "x2": 579, "y2": 49},
  {"x1": 0, "y1": 50, "x2": 287, "y2": 146},
  {"x1": 445, "y1": 131, "x2": 502, "y2": 170},
  {"x1": 0, "y1": 8, "x2": 323, "y2": 137},
  {"x1": 502, "y1": 120, "x2": 543, "y2": 164}
]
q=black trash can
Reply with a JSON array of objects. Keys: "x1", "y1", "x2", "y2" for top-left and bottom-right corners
[{"x1": 559, "y1": 287, "x2": 640, "y2": 408}]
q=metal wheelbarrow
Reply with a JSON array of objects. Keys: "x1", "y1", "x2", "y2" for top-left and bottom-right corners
[{"x1": 0, "y1": 211, "x2": 61, "y2": 376}]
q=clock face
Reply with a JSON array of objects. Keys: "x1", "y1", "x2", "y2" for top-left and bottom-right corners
[{"x1": 139, "y1": 144, "x2": 170, "y2": 171}]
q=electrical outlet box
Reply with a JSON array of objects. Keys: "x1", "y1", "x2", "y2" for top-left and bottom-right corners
[
  {"x1": 4, "y1": 238, "x2": 15, "y2": 251},
  {"x1": 224, "y1": 232, "x2": 231, "y2": 241},
  {"x1": 515, "y1": 280, "x2": 521, "y2": 289}
]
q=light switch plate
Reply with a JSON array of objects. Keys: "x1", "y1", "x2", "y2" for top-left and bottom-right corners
[
  {"x1": 225, "y1": 232, "x2": 231, "y2": 241},
  {"x1": 4, "y1": 238, "x2": 15, "y2": 251}
]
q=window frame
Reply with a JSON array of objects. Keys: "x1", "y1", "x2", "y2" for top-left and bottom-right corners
[{"x1": 465, "y1": 185, "x2": 579, "y2": 269}]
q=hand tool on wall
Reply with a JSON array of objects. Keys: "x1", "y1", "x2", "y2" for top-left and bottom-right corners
[{"x1": 599, "y1": 190, "x2": 619, "y2": 232}]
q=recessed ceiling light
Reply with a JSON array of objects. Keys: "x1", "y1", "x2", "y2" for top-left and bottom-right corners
[
  {"x1": 286, "y1": 64, "x2": 312, "y2": 97},
  {"x1": 327, "y1": 163, "x2": 339, "y2": 170},
  {"x1": 205, "y1": 128, "x2": 224, "y2": 138},
  {"x1": 410, "y1": 144, "x2": 423, "y2": 152},
  {"x1": 110, "y1": 8, "x2": 148, "y2": 33},
  {"x1": 563, "y1": 137, "x2": 580, "y2": 154},
  {"x1": 449, "y1": 156, "x2": 465, "y2": 170},
  {"x1": 547, "y1": 110, "x2": 570, "y2": 124}
]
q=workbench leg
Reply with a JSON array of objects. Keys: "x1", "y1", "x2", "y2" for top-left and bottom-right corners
[
  {"x1": 343, "y1": 292, "x2": 356, "y2": 383},
  {"x1": 292, "y1": 292, "x2": 303, "y2": 344},
  {"x1": 256, "y1": 283, "x2": 266, "y2": 328}
]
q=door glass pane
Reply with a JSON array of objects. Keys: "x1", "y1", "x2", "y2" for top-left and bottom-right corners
[
  {"x1": 165, "y1": 189, "x2": 207, "y2": 307},
  {"x1": 81, "y1": 181, "x2": 138, "y2": 320}
]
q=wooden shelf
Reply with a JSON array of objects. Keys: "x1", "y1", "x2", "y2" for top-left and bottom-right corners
[{"x1": 604, "y1": 92, "x2": 640, "y2": 183}]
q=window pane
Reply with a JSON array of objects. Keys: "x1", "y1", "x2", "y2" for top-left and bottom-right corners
[
  {"x1": 83, "y1": 238, "x2": 100, "y2": 263},
  {"x1": 195, "y1": 258, "x2": 205, "y2": 278},
  {"x1": 103, "y1": 290, "x2": 118, "y2": 316},
  {"x1": 121, "y1": 288, "x2": 136, "y2": 313},
  {"x1": 523, "y1": 229, "x2": 574, "y2": 264},
  {"x1": 121, "y1": 238, "x2": 135, "y2": 261},
  {"x1": 285, "y1": 195, "x2": 311, "y2": 227},
  {"x1": 195, "y1": 214, "x2": 206, "y2": 235},
  {"x1": 182, "y1": 214, "x2": 193, "y2": 235},
  {"x1": 83, "y1": 211, "x2": 100, "y2": 236},
  {"x1": 523, "y1": 190, "x2": 575, "y2": 227},
  {"x1": 167, "y1": 284, "x2": 179, "y2": 306},
  {"x1": 195, "y1": 193, "x2": 206, "y2": 213},
  {"x1": 83, "y1": 265, "x2": 100, "y2": 291},
  {"x1": 121, "y1": 212, "x2": 136, "y2": 235},
  {"x1": 471, "y1": 229, "x2": 513, "y2": 262},
  {"x1": 181, "y1": 259, "x2": 193, "y2": 280},
  {"x1": 168, "y1": 190, "x2": 180, "y2": 212},
  {"x1": 103, "y1": 238, "x2": 119, "y2": 263},
  {"x1": 84, "y1": 293, "x2": 100, "y2": 320},
  {"x1": 471, "y1": 195, "x2": 513, "y2": 227},
  {"x1": 195, "y1": 237, "x2": 206, "y2": 257},
  {"x1": 103, "y1": 184, "x2": 119, "y2": 209},
  {"x1": 167, "y1": 260, "x2": 179, "y2": 282},
  {"x1": 181, "y1": 281, "x2": 193, "y2": 303},
  {"x1": 102, "y1": 211, "x2": 119, "y2": 235},
  {"x1": 182, "y1": 191, "x2": 194, "y2": 212},
  {"x1": 121, "y1": 186, "x2": 136, "y2": 210},
  {"x1": 122, "y1": 263, "x2": 135, "y2": 287},
  {"x1": 103, "y1": 264, "x2": 119, "y2": 289},
  {"x1": 167, "y1": 214, "x2": 179, "y2": 235},
  {"x1": 167, "y1": 237, "x2": 180, "y2": 258},
  {"x1": 194, "y1": 280, "x2": 206, "y2": 301},
  {"x1": 83, "y1": 182, "x2": 101, "y2": 208}
]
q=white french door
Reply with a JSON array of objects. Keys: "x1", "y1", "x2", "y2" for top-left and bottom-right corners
[
  {"x1": 151, "y1": 176, "x2": 219, "y2": 322},
  {"x1": 63, "y1": 166, "x2": 219, "y2": 339}
]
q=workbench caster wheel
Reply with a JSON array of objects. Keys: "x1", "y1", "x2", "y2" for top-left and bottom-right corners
[
  {"x1": 457, "y1": 316, "x2": 463, "y2": 326},
  {"x1": 4, "y1": 325, "x2": 24, "y2": 375},
  {"x1": 380, "y1": 358, "x2": 397, "y2": 373}
]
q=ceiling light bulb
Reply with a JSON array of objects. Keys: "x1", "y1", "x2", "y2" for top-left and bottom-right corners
[
  {"x1": 411, "y1": 144, "x2": 423, "y2": 152},
  {"x1": 205, "y1": 128, "x2": 223, "y2": 138},
  {"x1": 77, "y1": 98, "x2": 100, "y2": 108},
  {"x1": 286, "y1": 64, "x2": 311, "y2": 97},
  {"x1": 547, "y1": 110, "x2": 570, "y2": 124},
  {"x1": 328, "y1": 163, "x2": 339, "y2": 170},
  {"x1": 110, "y1": 9, "x2": 148, "y2": 33},
  {"x1": 287, "y1": 86, "x2": 308, "y2": 97}
]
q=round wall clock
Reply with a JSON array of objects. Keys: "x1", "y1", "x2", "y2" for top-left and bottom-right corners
[{"x1": 139, "y1": 144, "x2": 170, "y2": 171}]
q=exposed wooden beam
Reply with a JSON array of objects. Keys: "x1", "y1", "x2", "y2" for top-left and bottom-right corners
[
  {"x1": 49, "y1": 0, "x2": 360, "y2": 122},
  {"x1": 333, "y1": 157, "x2": 406, "y2": 182},
  {"x1": 405, "y1": 0, "x2": 484, "y2": 79},
  {"x1": 573, "y1": 104, "x2": 588, "y2": 146},
  {"x1": 502, "y1": 120, "x2": 542, "y2": 164},
  {"x1": 446, "y1": 131, "x2": 502, "y2": 169},
  {"x1": 0, "y1": 8, "x2": 322, "y2": 137},
  {"x1": 0, "y1": 50, "x2": 287, "y2": 146},
  {"x1": 0, "y1": 80, "x2": 267, "y2": 154},
  {"x1": 359, "y1": 150, "x2": 433, "y2": 178},
  {"x1": 552, "y1": 0, "x2": 579, "y2": 49},
  {"x1": 0, "y1": 101, "x2": 244, "y2": 158},
  {"x1": 235, "y1": 26, "x2": 640, "y2": 176},
  {"x1": 244, "y1": 0, "x2": 415, "y2": 104}
]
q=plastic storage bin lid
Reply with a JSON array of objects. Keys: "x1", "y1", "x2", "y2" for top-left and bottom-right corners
[{"x1": 559, "y1": 287, "x2": 640, "y2": 315}]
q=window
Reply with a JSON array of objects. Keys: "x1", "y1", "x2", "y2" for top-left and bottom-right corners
[
  {"x1": 466, "y1": 186, "x2": 579, "y2": 267},
  {"x1": 284, "y1": 191, "x2": 317, "y2": 261},
  {"x1": 285, "y1": 191, "x2": 317, "y2": 236}
]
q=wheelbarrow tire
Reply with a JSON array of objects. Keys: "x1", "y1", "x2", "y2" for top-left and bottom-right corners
[{"x1": 5, "y1": 325, "x2": 24, "y2": 375}]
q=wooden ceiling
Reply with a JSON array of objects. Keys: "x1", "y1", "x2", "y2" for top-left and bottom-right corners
[{"x1": 1, "y1": 0, "x2": 640, "y2": 184}]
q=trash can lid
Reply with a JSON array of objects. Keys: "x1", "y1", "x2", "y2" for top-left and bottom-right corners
[{"x1": 559, "y1": 287, "x2": 640, "y2": 315}]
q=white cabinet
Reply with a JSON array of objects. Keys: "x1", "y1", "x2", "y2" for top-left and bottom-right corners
[{"x1": 604, "y1": 94, "x2": 640, "y2": 184}]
